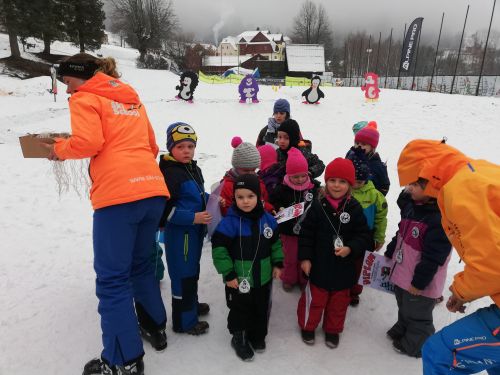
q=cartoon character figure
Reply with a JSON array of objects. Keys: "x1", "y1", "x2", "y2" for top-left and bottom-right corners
[
  {"x1": 361, "y1": 72, "x2": 380, "y2": 101},
  {"x1": 175, "y1": 71, "x2": 199, "y2": 103},
  {"x1": 301, "y1": 75, "x2": 325, "y2": 104},
  {"x1": 238, "y1": 74, "x2": 260, "y2": 103}
]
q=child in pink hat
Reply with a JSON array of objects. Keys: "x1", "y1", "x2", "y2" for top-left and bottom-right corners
[{"x1": 269, "y1": 147, "x2": 321, "y2": 291}]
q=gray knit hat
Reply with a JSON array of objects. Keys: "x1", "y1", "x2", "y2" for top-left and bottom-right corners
[{"x1": 231, "y1": 136, "x2": 261, "y2": 170}]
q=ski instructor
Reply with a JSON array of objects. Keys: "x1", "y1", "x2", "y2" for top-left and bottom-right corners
[
  {"x1": 397, "y1": 139, "x2": 500, "y2": 375},
  {"x1": 44, "y1": 53, "x2": 169, "y2": 375}
]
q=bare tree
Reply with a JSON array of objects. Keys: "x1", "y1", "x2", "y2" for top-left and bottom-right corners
[
  {"x1": 292, "y1": 1, "x2": 334, "y2": 62},
  {"x1": 111, "y1": 0, "x2": 177, "y2": 62}
]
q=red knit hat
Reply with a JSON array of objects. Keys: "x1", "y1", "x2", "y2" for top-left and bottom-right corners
[
  {"x1": 324, "y1": 158, "x2": 355, "y2": 186},
  {"x1": 355, "y1": 126, "x2": 380, "y2": 148},
  {"x1": 258, "y1": 144, "x2": 277, "y2": 171},
  {"x1": 286, "y1": 147, "x2": 308, "y2": 176}
]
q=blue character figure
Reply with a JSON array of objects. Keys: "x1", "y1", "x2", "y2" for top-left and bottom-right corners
[{"x1": 238, "y1": 74, "x2": 260, "y2": 103}]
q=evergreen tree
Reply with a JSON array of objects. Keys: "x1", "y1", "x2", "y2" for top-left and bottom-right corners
[
  {"x1": 0, "y1": 0, "x2": 28, "y2": 57},
  {"x1": 63, "y1": 0, "x2": 106, "y2": 52}
]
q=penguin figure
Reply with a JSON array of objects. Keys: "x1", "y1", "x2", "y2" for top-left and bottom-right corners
[
  {"x1": 175, "y1": 71, "x2": 199, "y2": 102},
  {"x1": 301, "y1": 75, "x2": 325, "y2": 104}
]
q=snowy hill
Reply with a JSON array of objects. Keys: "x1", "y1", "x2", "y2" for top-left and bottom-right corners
[{"x1": 1, "y1": 37, "x2": 499, "y2": 375}]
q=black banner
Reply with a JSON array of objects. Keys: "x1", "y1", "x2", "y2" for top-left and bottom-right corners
[{"x1": 399, "y1": 17, "x2": 424, "y2": 72}]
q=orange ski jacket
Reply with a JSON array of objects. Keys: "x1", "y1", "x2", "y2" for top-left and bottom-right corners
[
  {"x1": 398, "y1": 139, "x2": 500, "y2": 307},
  {"x1": 54, "y1": 73, "x2": 169, "y2": 209}
]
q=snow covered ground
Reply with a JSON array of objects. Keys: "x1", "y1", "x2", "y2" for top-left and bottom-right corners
[{"x1": 1, "y1": 36, "x2": 499, "y2": 375}]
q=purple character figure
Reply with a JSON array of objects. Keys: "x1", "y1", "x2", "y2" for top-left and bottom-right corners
[{"x1": 238, "y1": 74, "x2": 259, "y2": 103}]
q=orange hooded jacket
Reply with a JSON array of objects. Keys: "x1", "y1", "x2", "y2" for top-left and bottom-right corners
[
  {"x1": 54, "y1": 72, "x2": 169, "y2": 209},
  {"x1": 398, "y1": 139, "x2": 500, "y2": 307}
]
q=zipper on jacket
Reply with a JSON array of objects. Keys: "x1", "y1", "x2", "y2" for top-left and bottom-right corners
[{"x1": 184, "y1": 232, "x2": 189, "y2": 262}]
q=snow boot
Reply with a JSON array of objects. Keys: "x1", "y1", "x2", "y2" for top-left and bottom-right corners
[
  {"x1": 301, "y1": 330, "x2": 315, "y2": 345},
  {"x1": 197, "y1": 302, "x2": 210, "y2": 316},
  {"x1": 386, "y1": 325, "x2": 404, "y2": 341},
  {"x1": 325, "y1": 333, "x2": 339, "y2": 349},
  {"x1": 250, "y1": 339, "x2": 266, "y2": 353},
  {"x1": 82, "y1": 357, "x2": 144, "y2": 375},
  {"x1": 231, "y1": 331, "x2": 254, "y2": 361},
  {"x1": 140, "y1": 325, "x2": 167, "y2": 352},
  {"x1": 349, "y1": 295, "x2": 360, "y2": 307},
  {"x1": 185, "y1": 320, "x2": 209, "y2": 335}
]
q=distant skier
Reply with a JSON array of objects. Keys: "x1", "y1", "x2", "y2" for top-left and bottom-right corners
[{"x1": 301, "y1": 76, "x2": 324, "y2": 104}]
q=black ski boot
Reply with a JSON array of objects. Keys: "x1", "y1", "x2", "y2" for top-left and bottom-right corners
[
  {"x1": 82, "y1": 357, "x2": 144, "y2": 375},
  {"x1": 140, "y1": 325, "x2": 168, "y2": 351},
  {"x1": 231, "y1": 331, "x2": 254, "y2": 361},
  {"x1": 197, "y1": 302, "x2": 210, "y2": 316}
]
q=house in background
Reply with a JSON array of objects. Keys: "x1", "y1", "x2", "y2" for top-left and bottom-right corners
[
  {"x1": 204, "y1": 29, "x2": 289, "y2": 76},
  {"x1": 285, "y1": 44, "x2": 325, "y2": 77}
]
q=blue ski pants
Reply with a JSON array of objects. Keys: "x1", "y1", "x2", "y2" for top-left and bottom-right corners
[
  {"x1": 422, "y1": 304, "x2": 500, "y2": 375},
  {"x1": 93, "y1": 196, "x2": 167, "y2": 366}
]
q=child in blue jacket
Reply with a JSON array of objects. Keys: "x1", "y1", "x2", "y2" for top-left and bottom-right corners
[{"x1": 159, "y1": 122, "x2": 211, "y2": 336}]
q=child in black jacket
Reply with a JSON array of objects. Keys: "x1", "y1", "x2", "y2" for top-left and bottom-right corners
[{"x1": 297, "y1": 158, "x2": 372, "y2": 349}]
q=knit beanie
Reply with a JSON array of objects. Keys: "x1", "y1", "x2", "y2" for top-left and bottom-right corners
[
  {"x1": 278, "y1": 119, "x2": 301, "y2": 148},
  {"x1": 273, "y1": 98, "x2": 290, "y2": 114},
  {"x1": 231, "y1": 136, "x2": 261, "y2": 170},
  {"x1": 286, "y1": 147, "x2": 308, "y2": 176},
  {"x1": 166, "y1": 122, "x2": 197, "y2": 152},
  {"x1": 347, "y1": 148, "x2": 370, "y2": 181},
  {"x1": 258, "y1": 144, "x2": 277, "y2": 171},
  {"x1": 324, "y1": 158, "x2": 355, "y2": 186},
  {"x1": 355, "y1": 126, "x2": 380, "y2": 148},
  {"x1": 352, "y1": 121, "x2": 368, "y2": 135},
  {"x1": 234, "y1": 173, "x2": 261, "y2": 200}
]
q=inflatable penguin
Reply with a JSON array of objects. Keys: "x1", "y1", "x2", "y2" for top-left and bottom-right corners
[
  {"x1": 301, "y1": 75, "x2": 324, "y2": 104},
  {"x1": 175, "y1": 71, "x2": 199, "y2": 102},
  {"x1": 238, "y1": 74, "x2": 260, "y2": 103},
  {"x1": 361, "y1": 72, "x2": 380, "y2": 101}
]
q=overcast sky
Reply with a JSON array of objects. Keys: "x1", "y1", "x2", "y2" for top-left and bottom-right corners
[{"x1": 168, "y1": 0, "x2": 499, "y2": 46}]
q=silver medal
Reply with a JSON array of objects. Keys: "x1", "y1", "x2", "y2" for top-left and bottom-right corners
[
  {"x1": 396, "y1": 248, "x2": 403, "y2": 264},
  {"x1": 334, "y1": 237, "x2": 344, "y2": 248},
  {"x1": 339, "y1": 212, "x2": 351, "y2": 224},
  {"x1": 293, "y1": 223, "x2": 301, "y2": 235},
  {"x1": 238, "y1": 278, "x2": 251, "y2": 294},
  {"x1": 263, "y1": 225, "x2": 273, "y2": 239},
  {"x1": 305, "y1": 192, "x2": 313, "y2": 202}
]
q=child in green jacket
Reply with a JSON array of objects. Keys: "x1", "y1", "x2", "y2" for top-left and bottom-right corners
[
  {"x1": 348, "y1": 148, "x2": 388, "y2": 306},
  {"x1": 211, "y1": 174, "x2": 283, "y2": 362}
]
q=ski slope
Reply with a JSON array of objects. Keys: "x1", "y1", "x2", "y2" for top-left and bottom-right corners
[{"x1": 1, "y1": 35, "x2": 499, "y2": 375}]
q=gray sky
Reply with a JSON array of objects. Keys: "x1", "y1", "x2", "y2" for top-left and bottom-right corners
[{"x1": 169, "y1": 0, "x2": 499, "y2": 46}]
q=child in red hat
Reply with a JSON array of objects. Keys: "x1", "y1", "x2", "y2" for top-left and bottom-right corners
[
  {"x1": 346, "y1": 125, "x2": 390, "y2": 196},
  {"x1": 297, "y1": 158, "x2": 371, "y2": 349}
]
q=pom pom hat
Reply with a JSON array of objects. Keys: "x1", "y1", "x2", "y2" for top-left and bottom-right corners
[
  {"x1": 231, "y1": 136, "x2": 261, "y2": 170},
  {"x1": 354, "y1": 126, "x2": 379, "y2": 149}
]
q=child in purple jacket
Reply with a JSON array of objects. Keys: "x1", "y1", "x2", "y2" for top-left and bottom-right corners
[{"x1": 384, "y1": 180, "x2": 452, "y2": 358}]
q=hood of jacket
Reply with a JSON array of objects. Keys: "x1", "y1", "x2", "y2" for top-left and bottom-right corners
[
  {"x1": 75, "y1": 72, "x2": 140, "y2": 105},
  {"x1": 398, "y1": 139, "x2": 470, "y2": 198}
]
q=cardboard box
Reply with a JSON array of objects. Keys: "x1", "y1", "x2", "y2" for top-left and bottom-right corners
[{"x1": 19, "y1": 133, "x2": 69, "y2": 158}]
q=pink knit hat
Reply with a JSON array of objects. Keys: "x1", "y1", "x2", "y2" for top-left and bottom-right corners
[
  {"x1": 355, "y1": 126, "x2": 380, "y2": 148},
  {"x1": 258, "y1": 144, "x2": 277, "y2": 171},
  {"x1": 286, "y1": 147, "x2": 308, "y2": 176}
]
